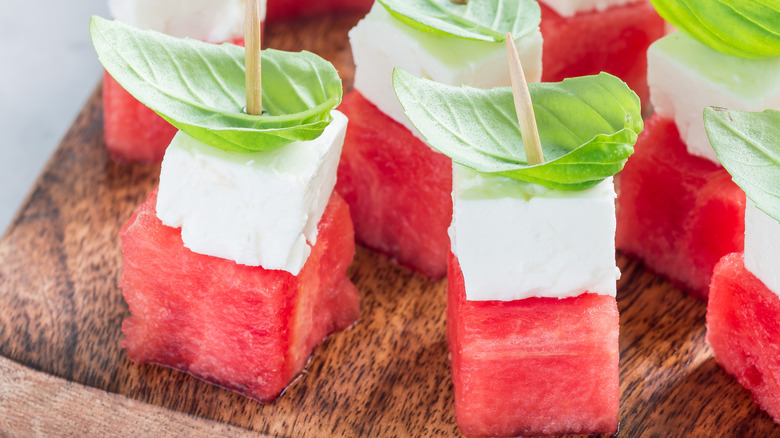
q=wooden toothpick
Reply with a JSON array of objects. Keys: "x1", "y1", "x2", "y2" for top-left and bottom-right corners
[
  {"x1": 451, "y1": 0, "x2": 468, "y2": 4},
  {"x1": 245, "y1": 0, "x2": 263, "y2": 115},
  {"x1": 506, "y1": 32, "x2": 544, "y2": 165}
]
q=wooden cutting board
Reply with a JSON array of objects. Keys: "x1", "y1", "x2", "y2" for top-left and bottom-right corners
[{"x1": 1, "y1": 13, "x2": 778, "y2": 438}]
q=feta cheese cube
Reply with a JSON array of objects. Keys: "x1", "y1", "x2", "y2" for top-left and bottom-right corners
[
  {"x1": 108, "y1": 0, "x2": 259, "y2": 42},
  {"x1": 648, "y1": 32, "x2": 780, "y2": 164},
  {"x1": 745, "y1": 200, "x2": 780, "y2": 298},
  {"x1": 350, "y1": 3, "x2": 543, "y2": 137},
  {"x1": 156, "y1": 111, "x2": 347, "y2": 275},
  {"x1": 538, "y1": 0, "x2": 642, "y2": 17},
  {"x1": 450, "y1": 165, "x2": 619, "y2": 301}
]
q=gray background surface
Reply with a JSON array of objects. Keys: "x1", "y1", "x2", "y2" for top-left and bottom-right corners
[{"x1": 0, "y1": 1, "x2": 109, "y2": 234}]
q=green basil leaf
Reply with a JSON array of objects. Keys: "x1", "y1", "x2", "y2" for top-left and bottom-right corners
[
  {"x1": 377, "y1": 0, "x2": 540, "y2": 42},
  {"x1": 393, "y1": 69, "x2": 642, "y2": 190},
  {"x1": 704, "y1": 107, "x2": 780, "y2": 222},
  {"x1": 649, "y1": 0, "x2": 780, "y2": 59},
  {"x1": 90, "y1": 16, "x2": 342, "y2": 152}
]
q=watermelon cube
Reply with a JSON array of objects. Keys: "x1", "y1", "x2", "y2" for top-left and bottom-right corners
[
  {"x1": 447, "y1": 254, "x2": 619, "y2": 436},
  {"x1": 335, "y1": 90, "x2": 452, "y2": 279},
  {"x1": 120, "y1": 189, "x2": 359, "y2": 402},
  {"x1": 267, "y1": 0, "x2": 373, "y2": 21},
  {"x1": 616, "y1": 114, "x2": 745, "y2": 299},
  {"x1": 707, "y1": 253, "x2": 780, "y2": 424},
  {"x1": 539, "y1": 0, "x2": 665, "y2": 105}
]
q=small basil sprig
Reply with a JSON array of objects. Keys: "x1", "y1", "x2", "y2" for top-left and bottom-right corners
[
  {"x1": 704, "y1": 107, "x2": 780, "y2": 222},
  {"x1": 649, "y1": 0, "x2": 780, "y2": 59},
  {"x1": 393, "y1": 69, "x2": 642, "y2": 190},
  {"x1": 90, "y1": 16, "x2": 342, "y2": 152},
  {"x1": 377, "y1": 0, "x2": 540, "y2": 42}
]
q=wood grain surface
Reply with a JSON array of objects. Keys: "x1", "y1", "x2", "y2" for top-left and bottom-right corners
[
  {"x1": 1, "y1": 12, "x2": 779, "y2": 438},
  {"x1": 0, "y1": 355, "x2": 265, "y2": 438}
]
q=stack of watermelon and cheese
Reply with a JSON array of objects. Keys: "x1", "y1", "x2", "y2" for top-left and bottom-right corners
[
  {"x1": 538, "y1": 0, "x2": 665, "y2": 105},
  {"x1": 447, "y1": 171, "x2": 621, "y2": 436},
  {"x1": 617, "y1": 2, "x2": 780, "y2": 299},
  {"x1": 338, "y1": 0, "x2": 543, "y2": 279},
  {"x1": 705, "y1": 108, "x2": 780, "y2": 423},
  {"x1": 92, "y1": 16, "x2": 358, "y2": 402},
  {"x1": 393, "y1": 33, "x2": 642, "y2": 433},
  {"x1": 104, "y1": 0, "x2": 256, "y2": 163}
]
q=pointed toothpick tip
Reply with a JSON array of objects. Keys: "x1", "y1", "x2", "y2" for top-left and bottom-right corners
[
  {"x1": 506, "y1": 32, "x2": 544, "y2": 166},
  {"x1": 245, "y1": 0, "x2": 263, "y2": 115}
]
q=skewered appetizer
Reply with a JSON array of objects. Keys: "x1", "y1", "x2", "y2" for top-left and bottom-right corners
[
  {"x1": 705, "y1": 108, "x2": 780, "y2": 424},
  {"x1": 538, "y1": 0, "x2": 665, "y2": 105},
  {"x1": 337, "y1": 0, "x2": 543, "y2": 279},
  {"x1": 104, "y1": 0, "x2": 258, "y2": 163},
  {"x1": 616, "y1": 1, "x2": 780, "y2": 299},
  {"x1": 393, "y1": 35, "x2": 642, "y2": 434},
  {"x1": 91, "y1": 11, "x2": 358, "y2": 402}
]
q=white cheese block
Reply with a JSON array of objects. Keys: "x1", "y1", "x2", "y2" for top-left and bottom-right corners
[
  {"x1": 156, "y1": 111, "x2": 347, "y2": 276},
  {"x1": 538, "y1": 0, "x2": 641, "y2": 17},
  {"x1": 648, "y1": 32, "x2": 780, "y2": 164},
  {"x1": 449, "y1": 165, "x2": 619, "y2": 301},
  {"x1": 109, "y1": 0, "x2": 260, "y2": 42},
  {"x1": 744, "y1": 200, "x2": 780, "y2": 298},
  {"x1": 350, "y1": 3, "x2": 543, "y2": 138}
]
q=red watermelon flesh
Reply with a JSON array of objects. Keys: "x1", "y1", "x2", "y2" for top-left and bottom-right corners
[
  {"x1": 267, "y1": 0, "x2": 373, "y2": 21},
  {"x1": 447, "y1": 254, "x2": 619, "y2": 437},
  {"x1": 120, "y1": 189, "x2": 359, "y2": 402},
  {"x1": 102, "y1": 71, "x2": 178, "y2": 164},
  {"x1": 616, "y1": 114, "x2": 745, "y2": 300},
  {"x1": 539, "y1": 1, "x2": 665, "y2": 106},
  {"x1": 336, "y1": 90, "x2": 452, "y2": 280},
  {"x1": 707, "y1": 253, "x2": 780, "y2": 424},
  {"x1": 102, "y1": 38, "x2": 245, "y2": 164}
]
